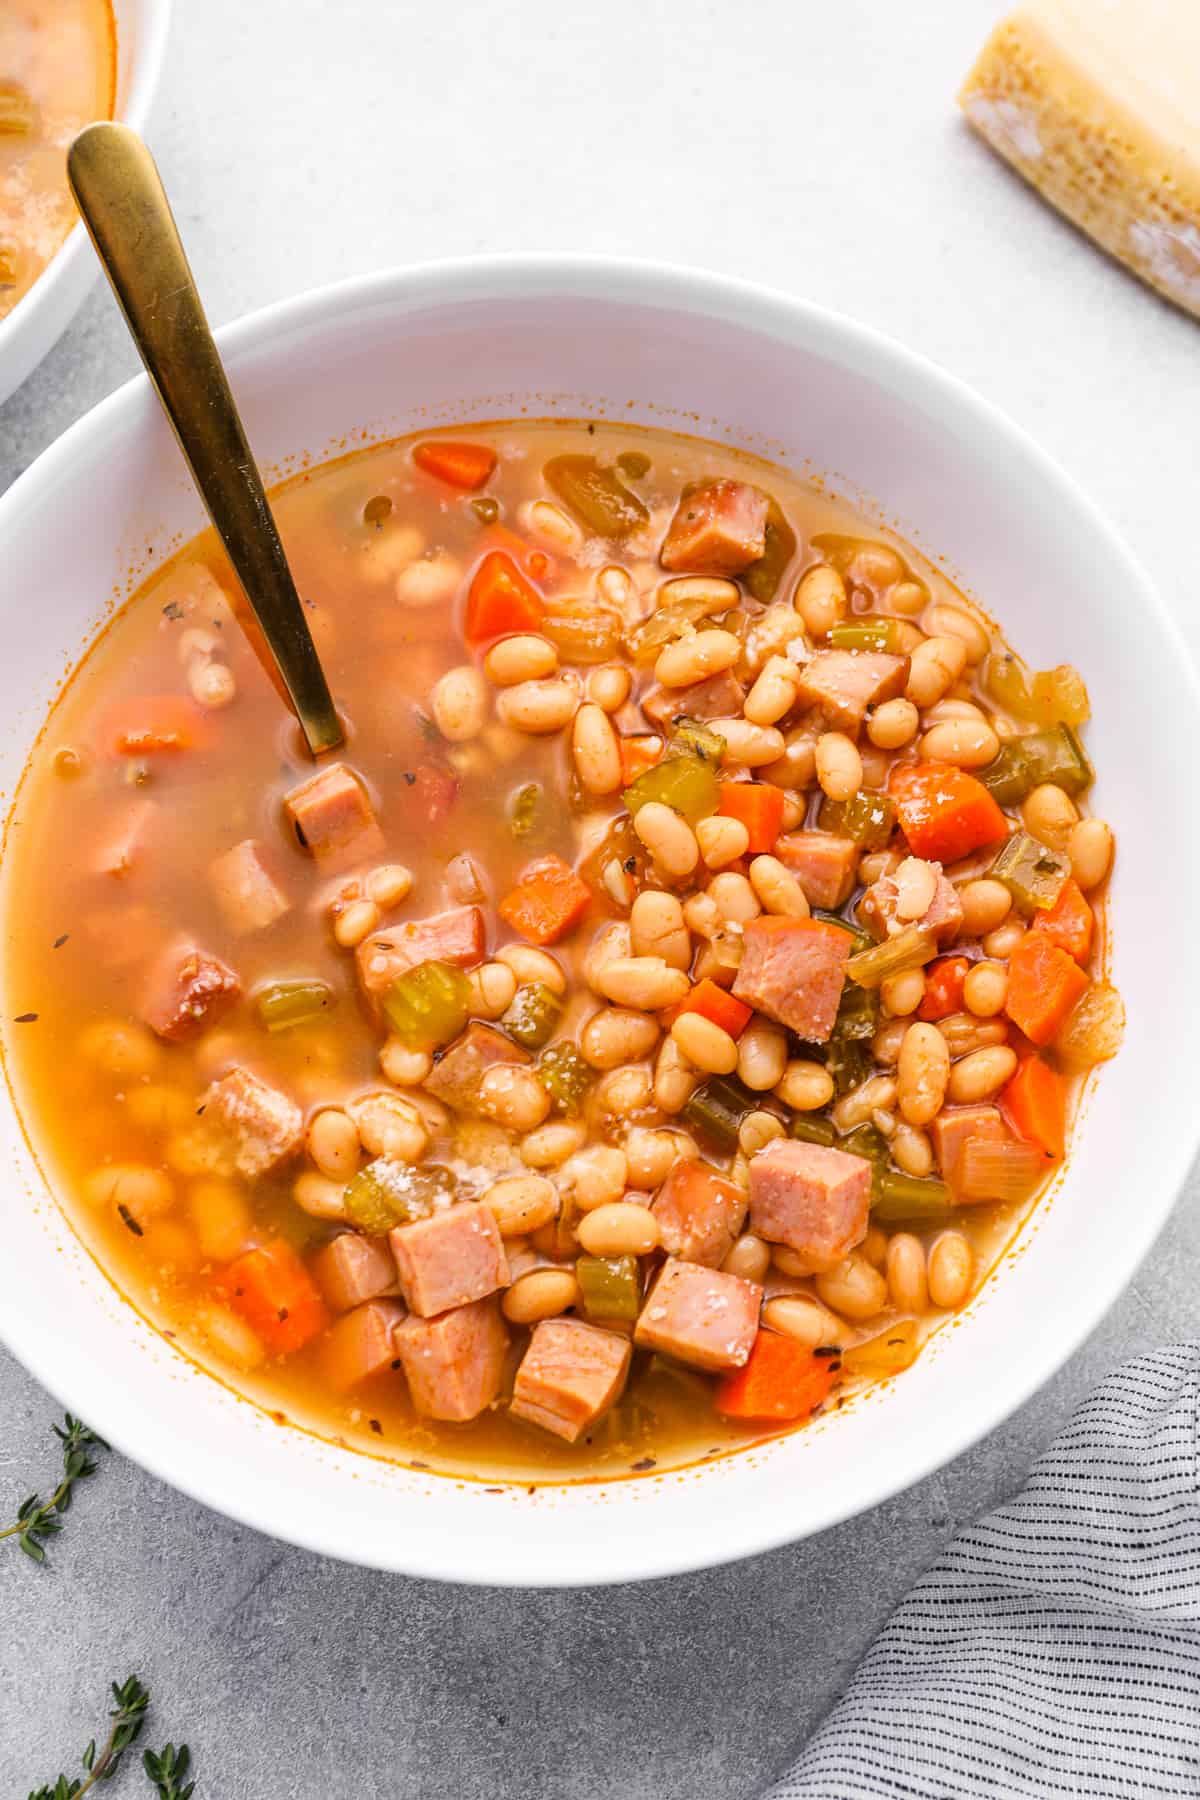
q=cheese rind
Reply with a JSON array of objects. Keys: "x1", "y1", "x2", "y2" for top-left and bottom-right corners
[{"x1": 960, "y1": 2, "x2": 1200, "y2": 320}]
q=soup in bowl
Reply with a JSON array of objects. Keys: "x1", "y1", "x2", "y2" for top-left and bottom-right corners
[
  {"x1": 0, "y1": 0, "x2": 171, "y2": 402},
  {"x1": 0, "y1": 261, "x2": 1191, "y2": 1583}
]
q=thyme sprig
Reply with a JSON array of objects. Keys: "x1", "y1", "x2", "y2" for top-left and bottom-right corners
[
  {"x1": 27, "y1": 1676, "x2": 149, "y2": 1799},
  {"x1": 1, "y1": 1415, "x2": 109, "y2": 1564},
  {"x1": 143, "y1": 1744, "x2": 195, "y2": 1800}
]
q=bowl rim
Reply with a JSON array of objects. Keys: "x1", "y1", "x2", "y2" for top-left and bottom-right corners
[
  {"x1": 2, "y1": 253, "x2": 1197, "y2": 1584},
  {"x1": 0, "y1": 0, "x2": 174, "y2": 372}
]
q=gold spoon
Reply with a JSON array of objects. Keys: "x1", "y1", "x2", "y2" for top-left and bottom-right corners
[{"x1": 67, "y1": 121, "x2": 343, "y2": 757}]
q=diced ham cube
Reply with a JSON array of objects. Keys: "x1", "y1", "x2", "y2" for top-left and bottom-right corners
[
  {"x1": 660, "y1": 480, "x2": 769, "y2": 576},
  {"x1": 423, "y1": 1021, "x2": 531, "y2": 1113},
  {"x1": 641, "y1": 669, "x2": 747, "y2": 728},
  {"x1": 201, "y1": 1066, "x2": 304, "y2": 1177},
  {"x1": 930, "y1": 1104, "x2": 1010, "y2": 1196},
  {"x1": 748, "y1": 1139, "x2": 871, "y2": 1274},
  {"x1": 859, "y1": 861, "x2": 963, "y2": 945},
  {"x1": 635, "y1": 1258, "x2": 761, "y2": 1372},
  {"x1": 793, "y1": 650, "x2": 909, "y2": 731},
  {"x1": 284, "y1": 762, "x2": 384, "y2": 871},
  {"x1": 651, "y1": 1160, "x2": 747, "y2": 1268},
  {"x1": 393, "y1": 1295, "x2": 509, "y2": 1422},
  {"x1": 777, "y1": 831, "x2": 860, "y2": 909},
  {"x1": 92, "y1": 799, "x2": 157, "y2": 878},
  {"x1": 311, "y1": 1232, "x2": 397, "y2": 1313},
  {"x1": 509, "y1": 1318, "x2": 632, "y2": 1443},
  {"x1": 208, "y1": 839, "x2": 291, "y2": 935},
  {"x1": 356, "y1": 904, "x2": 486, "y2": 1005},
  {"x1": 732, "y1": 916, "x2": 850, "y2": 1043},
  {"x1": 321, "y1": 1298, "x2": 406, "y2": 1393},
  {"x1": 141, "y1": 938, "x2": 241, "y2": 1042},
  {"x1": 388, "y1": 1202, "x2": 510, "y2": 1317}
]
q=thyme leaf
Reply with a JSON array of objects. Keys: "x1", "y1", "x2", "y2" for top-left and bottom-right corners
[
  {"x1": 27, "y1": 1676, "x2": 149, "y2": 1799},
  {"x1": 0, "y1": 1415, "x2": 109, "y2": 1565}
]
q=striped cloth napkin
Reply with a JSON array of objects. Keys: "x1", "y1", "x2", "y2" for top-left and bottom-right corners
[{"x1": 767, "y1": 1345, "x2": 1200, "y2": 1798}]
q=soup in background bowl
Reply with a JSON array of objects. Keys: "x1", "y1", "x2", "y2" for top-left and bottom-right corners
[
  {"x1": 0, "y1": 261, "x2": 1191, "y2": 1583},
  {"x1": 1, "y1": 0, "x2": 116, "y2": 320},
  {"x1": 0, "y1": 0, "x2": 171, "y2": 403}
]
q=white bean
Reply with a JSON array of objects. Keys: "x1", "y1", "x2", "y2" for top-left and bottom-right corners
[{"x1": 633, "y1": 802, "x2": 700, "y2": 879}]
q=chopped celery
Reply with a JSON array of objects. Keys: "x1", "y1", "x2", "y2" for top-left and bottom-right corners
[
  {"x1": 812, "y1": 909, "x2": 874, "y2": 955},
  {"x1": 503, "y1": 982, "x2": 562, "y2": 1049},
  {"x1": 469, "y1": 495, "x2": 500, "y2": 524},
  {"x1": 978, "y1": 724, "x2": 1093, "y2": 806},
  {"x1": 509, "y1": 781, "x2": 547, "y2": 841},
  {"x1": 846, "y1": 927, "x2": 938, "y2": 989},
  {"x1": 576, "y1": 1253, "x2": 641, "y2": 1321},
  {"x1": 537, "y1": 1042, "x2": 593, "y2": 1114},
  {"x1": 255, "y1": 979, "x2": 333, "y2": 1033},
  {"x1": 834, "y1": 983, "x2": 879, "y2": 1043},
  {"x1": 343, "y1": 1159, "x2": 457, "y2": 1234},
  {"x1": 0, "y1": 82, "x2": 37, "y2": 136},
  {"x1": 616, "y1": 450, "x2": 652, "y2": 479},
  {"x1": 544, "y1": 455, "x2": 648, "y2": 539},
  {"x1": 743, "y1": 499, "x2": 797, "y2": 603},
  {"x1": 362, "y1": 494, "x2": 392, "y2": 527},
  {"x1": 989, "y1": 831, "x2": 1070, "y2": 915},
  {"x1": 829, "y1": 619, "x2": 900, "y2": 654},
  {"x1": 819, "y1": 789, "x2": 897, "y2": 850},
  {"x1": 669, "y1": 718, "x2": 726, "y2": 765},
  {"x1": 383, "y1": 961, "x2": 471, "y2": 1049},
  {"x1": 840, "y1": 1122, "x2": 889, "y2": 1169},
  {"x1": 788, "y1": 1113, "x2": 837, "y2": 1149},
  {"x1": 871, "y1": 1168, "x2": 953, "y2": 1224},
  {"x1": 541, "y1": 609, "x2": 622, "y2": 664},
  {"x1": 984, "y1": 652, "x2": 1090, "y2": 728},
  {"x1": 682, "y1": 1075, "x2": 754, "y2": 1150},
  {"x1": 624, "y1": 589, "x2": 730, "y2": 663},
  {"x1": 841, "y1": 1319, "x2": 920, "y2": 1376},
  {"x1": 622, "y1": 751, "x2": 720, "y2": 824},
  {"x1": 826, "y1": 1036, "x2": 872, "y2": 1095}
]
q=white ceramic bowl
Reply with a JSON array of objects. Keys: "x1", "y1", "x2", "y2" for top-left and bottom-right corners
[
  {"x1": 0, "y1": 0, "x2": 172, "y2": 406},
  {"x1": 0, "y1": 260, "x2": 1195, "y2": 1586}
]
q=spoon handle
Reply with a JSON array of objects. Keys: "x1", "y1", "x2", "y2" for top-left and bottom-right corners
[{"x1": 67, "y1": 121, "x2": 343, "y2": 757}]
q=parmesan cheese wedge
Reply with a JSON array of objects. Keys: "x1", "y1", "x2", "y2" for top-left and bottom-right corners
[{"x1": 960, "y1": 1, "x2": 1200, "y2": 321}]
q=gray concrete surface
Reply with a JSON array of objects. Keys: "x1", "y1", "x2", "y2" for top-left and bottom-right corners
[{"x1": 1, "y1": 1, "x2": 1197, "y2": 1793}]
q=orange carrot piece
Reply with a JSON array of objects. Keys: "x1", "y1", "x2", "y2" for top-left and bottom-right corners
[
  {"x1": 220, "y1": 1239, "x2": 329, "y2": 1355},
  {"x1": 498, "y1": 853, "x2": 592, "y2": 945},
  {"x1": 718, "y1": 782, "x2": 786, "y2": 854},
  {"x1": 1004, "y1": 934, "x2": 1088, "y2": 1047},
  {"x1": 889, "y1": 762, "x2": 1009, "y2": 863},
  {"x1": 482, "y1": 524, "x2": 556, "y2": 586},
  {"x1": 464, "y1": 551, "x2": 544, "y2": 646},
  {"x1": 672, "y1": 977, "x2": 753, "y2": 1039},
  {"x1": 1000, "y1": 1054, "x2": 1067, "y2": 1159},
  {"x1": 103, "y1": 695, "x2": 209, "y2": 756},
  {"x1": 716, "y1": 1333, "x2": 840, "y2": 1422},
  {"x1": 1031, "y1": 877, "x2": 1094, "y2": 964},
  {"x1": 618, "y1": 734, "x2": 664, "y2": 787},
  {"x1": 918, "y1": 954, "x2": 971, "y2": 1021},
  {"x1": 412, "y1": 439, "x2": 497, "y2": 492}
]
